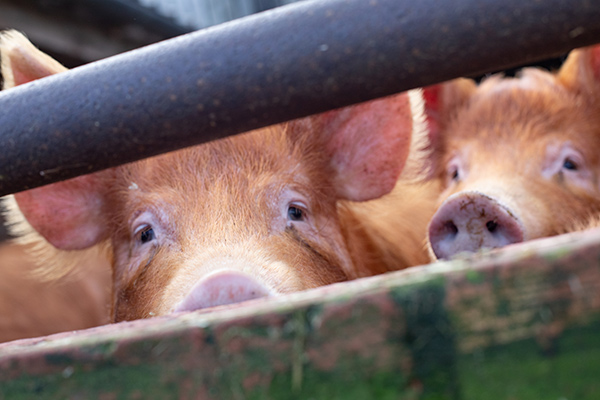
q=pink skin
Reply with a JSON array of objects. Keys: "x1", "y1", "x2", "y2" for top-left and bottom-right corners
[
  {"x1": 428, "y1": 191, "x2": 524, "y2": 259},
  {"x1": 173, "y1": 270, "x2": 273, "y2": 312}
]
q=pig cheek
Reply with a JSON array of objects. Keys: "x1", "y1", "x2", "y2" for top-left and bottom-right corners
[
  {"x1": 293, "y1": 247, "x2": 347, "y2": 287},
  {"x1": 516, "y1": 200, "x2": 553, "y2": 240},
  {"x1": 112, "y1": 244, "x2": 179, "y2": 321},
  {"x1": 288, "y1": 222, "x2": 351, "y2": 284},
  {"x1": 276, "y1": 197, "x2": 351, "y2": 281},
  {"x1": 113, "y1": 257, "x2": 178, "y2": 321}
]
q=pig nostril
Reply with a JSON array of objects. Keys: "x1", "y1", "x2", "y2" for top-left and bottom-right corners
[
  {"x1": 486, "y1": 220, "x2": 498, "y2": 233},
  {"x1": 444, "y1": 221, "x2": 458, "y2": 236}
]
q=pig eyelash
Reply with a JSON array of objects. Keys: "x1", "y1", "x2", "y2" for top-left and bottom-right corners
[
  {"x1": 542, "y1": 145, "x2": 594, "y2": 191},
  {"x1": 130, "y1": 211, "x2": 163, "y2": 246},
  {"x1": 135, "y1": 224, "x2": 156, "y2": 244},
  {"x1": 555, "y1": 147, "x2": 584, "y2": 175},
  {"x1": 287, "y1": 202, "x2": 308, "y2": 223}
]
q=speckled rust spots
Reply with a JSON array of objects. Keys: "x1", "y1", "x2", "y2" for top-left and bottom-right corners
[
  {"x1": 446, "y1": 231, "x2": 600, "y2": 353},
  {"x1": 98, "y1": 392, "x2": 118, "y2": 400},
  {"x1": 307, "y1": 294, "x2": 406, "y2": 372},
  {"x1": 214, "y1": 313, "x2": 292, "y2": 374},
  {"x1": 242, "y1": 371, "x2": 271, "y2": 392}
]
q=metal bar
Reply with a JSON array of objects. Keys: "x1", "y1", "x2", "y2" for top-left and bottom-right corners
[{"x1": 1, "y1": 0, "x2": 600, "y2": 196}]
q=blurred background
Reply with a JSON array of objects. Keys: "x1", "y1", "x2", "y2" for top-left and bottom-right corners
[
  {"x1": 0, "y1": 0, "x2": 566, "y2": 69},
  {"x1": 0, "y1": 0, "x2": 303, "y2": 67}
]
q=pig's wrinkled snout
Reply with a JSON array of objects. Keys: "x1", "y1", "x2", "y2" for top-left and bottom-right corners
[
  {"x1": 428, "y1": 192, "x2": 524, "y2": 259},
  {"x1": 173, "y1": 270, "x2": 273, "y2": 313}
]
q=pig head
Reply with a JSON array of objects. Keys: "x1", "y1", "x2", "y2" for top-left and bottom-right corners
[
  {"x1": 423, "y1": 45, "x2": 600, "y2": 260},
  {"x1": 1, "y1": 31, "x2": 423, "y2": 321}
]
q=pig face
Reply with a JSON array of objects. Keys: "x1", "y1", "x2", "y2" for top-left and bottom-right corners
[
  {"x1": 424, "y1": 46, "x2": 600, "y2": 259},
  {"x1": 1, "y1": 30, "x2": 418, "y2": 321},
  {"x1": 107, "y1": 128, "x2": 357, "y2": 320}
]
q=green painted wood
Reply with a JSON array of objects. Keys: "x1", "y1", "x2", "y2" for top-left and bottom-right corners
[{"x1": 1, "y1": 229, "x2": 600, "y2": 399}]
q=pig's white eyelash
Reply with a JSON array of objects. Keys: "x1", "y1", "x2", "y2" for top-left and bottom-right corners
[
  {"x1": 130, "y1": 211, "x2": 158, "y2": 234},
  {"x1": 542, "y1": 143, "x2": 596, "y2": 192},
  {"x1": 281, "y1": 189, "x2": 311, "y2": 220},
  {"x1": 134, "y1": 224, "x2": 150, "y2": 236},
  {"x1": 542, "y1": 144, "x2": 585, "y2": 177},
  {"x1": 287, "y1": 205, "x2": 308, "y2": 224}
]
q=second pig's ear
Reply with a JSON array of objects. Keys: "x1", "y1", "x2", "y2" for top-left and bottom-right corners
[
  {"x1": 420, "y1": 78, "x2": 476, "y2": 177},
  {"x1": 312, "y1": 92, "x2": 417, "y2": 202},
  {"x1": 557, "y1": 44, "x2": 600, "y2": 95},
  {"x1": 422, "y1": 78, "x2": 476, "y2": 151},
  {"x1": 0, "y1": 30, "x2": 67, "y2": 89}
]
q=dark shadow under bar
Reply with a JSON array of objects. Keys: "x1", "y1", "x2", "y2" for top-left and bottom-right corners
[{"x1": 0, "y1": 0, "x2": 599, "y2": 196}]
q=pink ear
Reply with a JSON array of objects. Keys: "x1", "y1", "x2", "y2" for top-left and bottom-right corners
[
  {"x1": 0, "y1": 30, "x2": 67, "y2": 89},
  {"x1": 14, "y1": 175, "x2": 109, "y2": 250},
  {"x1": 422, "y1": 85, "x2": 443, "y2": 150},
  {"x1": 1, "y1": 30, "x2": 106, "y2": 250},
  {"x1": 318, "y1": 92, "x2": 414, "y2": 201},
  {"x1": 589, "y1": 46, "x2": 600, "y2": 80},
  {"x1": 423, "y1": 79, "x2": 476, "y2": 147}
]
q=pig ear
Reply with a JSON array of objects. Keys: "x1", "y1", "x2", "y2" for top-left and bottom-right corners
[
  {"x1": 421, "y1": 78, "x2": 476, "y2": 176},
  {"x1": 14, "y1": 176, "x2": 110, "y2": 250},
  {"x1": 557, "y1": 44, "x2": 600, "y2": 93},
  {"x1": 0, "y1": 30, "x2": 67, "y2": 89},
  {"x1": 0, "y1": 30, "x2": 108, "y2": 250},
  {"x1": 313, "y1": 92, "x2": 416, "y2": 201},
  {"x1": 423, "y1": 78, "x2": 476, "y2": 149}
]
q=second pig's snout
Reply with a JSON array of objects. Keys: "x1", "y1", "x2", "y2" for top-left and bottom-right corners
[{"x1": 428, "y1": 192, "x2": 524, "y2": 259}]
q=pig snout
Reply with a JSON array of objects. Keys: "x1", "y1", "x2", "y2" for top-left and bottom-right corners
[
  {"x1": 428, "y1": 192, "x2": 524, "y2": 259},
  {"x1": 173, "y1": 270, "x2": 273, "y2": 313}
]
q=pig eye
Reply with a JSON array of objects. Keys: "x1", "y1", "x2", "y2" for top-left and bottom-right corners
[
  {"x1": 135, "y1": 224, "x2": 156, "y2": 244},
  {"x1": 445, "y1": 156, "x2": 463, "y2": 184},
  {"x1": 451, "y1": 168, "x2": 459, "y2": 180},
  {"x1": 447, "y1": 165, "x2": 460, "y2": 181},
  {"x1": 562, "y1": 158, "x2": 578, "y2": 171},
  {"x1": 287, "y1": 201, "x2": 308, "y2": 222},
  {"x1": 287, "y1": 206, "x2": 305, "y2": 221}
]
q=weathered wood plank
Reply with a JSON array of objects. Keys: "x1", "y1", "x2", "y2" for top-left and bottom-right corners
[{"x1": 1, "y1": 229, "x2": 599, "y2": 399}]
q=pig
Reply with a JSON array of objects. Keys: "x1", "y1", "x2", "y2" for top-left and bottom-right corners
[
  {"x1": 0, "y1": 241, "x2": 111, "y2": 343},
  {"x1": 1, "y1": 30, "x2": 433, "y2": 322},
  {"x1": 422, "y1": 44, "x2": 600, "y2": 260}
]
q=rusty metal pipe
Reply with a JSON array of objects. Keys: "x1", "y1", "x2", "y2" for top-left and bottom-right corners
[{"x1": 0, "y1": 0, "x2": 600, "y2": 195}]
